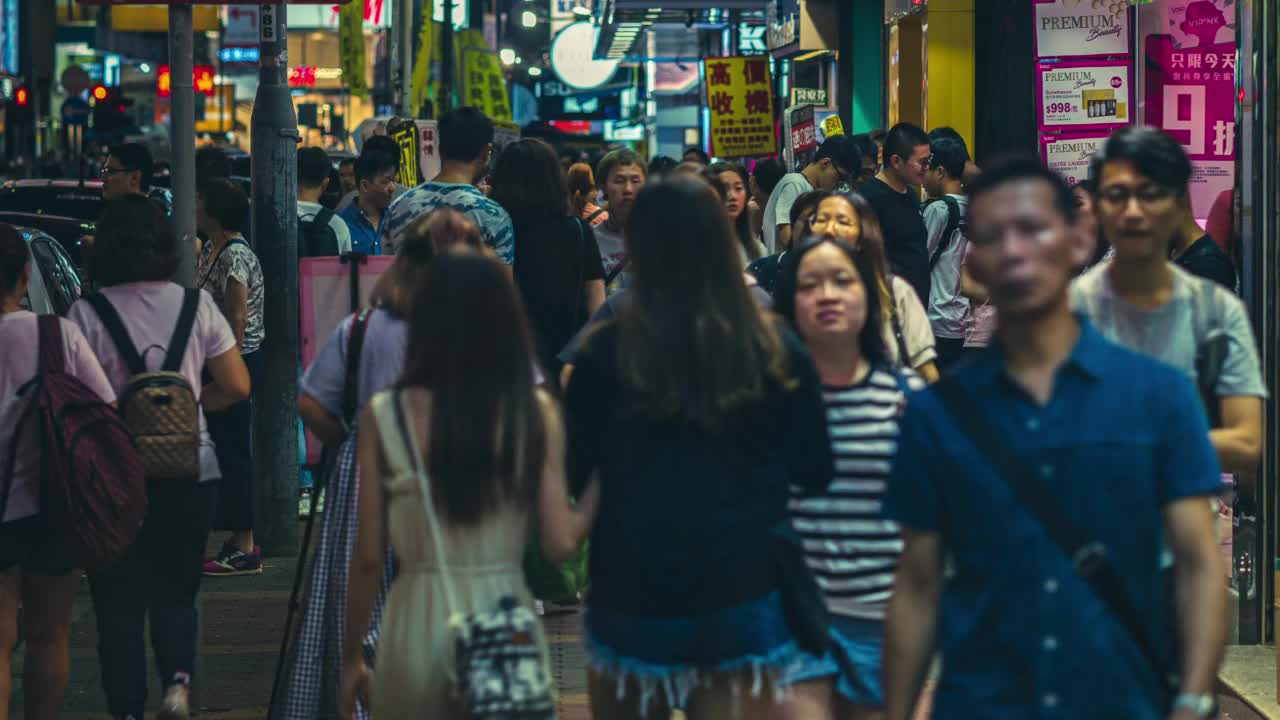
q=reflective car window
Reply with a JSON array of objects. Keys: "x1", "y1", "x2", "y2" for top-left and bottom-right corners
[{"x1": 30, "y1": 237, "x2": 80, "y2": 315}]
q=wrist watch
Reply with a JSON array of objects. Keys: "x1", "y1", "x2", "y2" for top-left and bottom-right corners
[{"x1": 1172, "y1": 693, "x2": 1217, "y2": 718}]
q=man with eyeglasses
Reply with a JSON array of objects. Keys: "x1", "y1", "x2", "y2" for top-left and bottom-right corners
[
  {"x1": 101, "y1": 143, "x2": 154, "y2": 201},
  {"x1": 1072, "y1": 126, "x2": 1264, "y2": 477},
  {"x1": 861, "y1": 122, "x2": 933, "y2": 308},
  {"x1": 761, "y1": 134, "x2": 860, "y2": 255}
]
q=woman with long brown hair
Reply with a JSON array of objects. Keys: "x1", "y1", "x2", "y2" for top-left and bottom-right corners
[
  {"x1": 711, "y1": 160, "x2": 766, "y2": 264},
  {"x1": 562, "y1": 176, "x2": 837, "y2": 719},
  {"x1": 338, "y1": 254, "x2": 597, "y2": 718},
  {"x1": 568, "y1": 162, "x2": 609, "y2": 227}
]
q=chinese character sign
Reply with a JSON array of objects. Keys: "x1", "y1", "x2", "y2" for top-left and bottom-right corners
[
  {"x1": 462, "y1": 47, "x2": 513, "y2": 121},
  {"x1": 1143, "y1": 35, "x2": 1236, "y2": 216},
  {"x1": 705, "y1": 56, "x2": 776, "y2": 158}
]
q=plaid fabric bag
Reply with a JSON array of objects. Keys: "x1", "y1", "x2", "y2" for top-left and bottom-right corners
[{"x1": 391, "y1": 392, "x2": 555, "y2": 719}]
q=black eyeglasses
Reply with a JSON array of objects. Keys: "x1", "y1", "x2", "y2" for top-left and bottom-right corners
[{"x1": 101, "y1": 165, "x2": 136, "y2": 177}]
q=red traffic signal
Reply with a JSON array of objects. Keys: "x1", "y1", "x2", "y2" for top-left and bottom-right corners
[
  {"x1": 14, "y1": 87, "x2": 28, "y2": 106},
  {"x1": 92, "y1": 85, "x2": 109, "y2": 101}
]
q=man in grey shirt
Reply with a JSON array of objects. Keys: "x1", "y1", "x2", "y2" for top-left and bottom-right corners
[
  {"x1": 921, "y1": 136, "x2": 971, "y2": 370},
  {"x1": 762, "y1": 135, "x2": 860, "y2": 254},
  {"x1": 1072, "y1": 126, "x2": 1264, "y2": 475}
]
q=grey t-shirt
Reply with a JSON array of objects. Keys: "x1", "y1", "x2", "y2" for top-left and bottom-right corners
[
  {"x1": 1071, "y1": 262, "x2": 1266, "y2": 399},
  {"x1": 923, "y1": 194, "x2": 970, "y2": 339},
  {"x1": 300, "y1": 308, "x2": 409, "y2": 420},
  {"x1": 594, "y1": 221, "x2": 629, "y2": 295},
  {"x1": 762, "y1": 173, "x2": 813, "y2": 255}
]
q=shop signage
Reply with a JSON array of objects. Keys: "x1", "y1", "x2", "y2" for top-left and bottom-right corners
[
  {"x1": 1039, "y1": 131, "x2": 1108, "y2": 187},
  {"x1": 789, "y1": 104, "x2": 816, "y2": 154},
  {"x1": 791, "y1": 87, "x2": 827, "y2": 106},
  {"x1": 220, "y1": 46, "x2": 260, "y2": 64},
  {"x1": 1036, "y1": 59, "x2": 1131, "y2": 131},
  {"x1": 223, "y1": 5, "x2": 258, "y2": 45},
  {"x1": 551, "y1": 22, "x2": 619, "y2": 90},
  {"x1": 289, "y1": 66, "x2": 317, "y2": 87},
  {"x1": 705, "y1": 56, "x2": 776, "y2": 158},
  {"x1": 1033, "y1": 0, "x2": 1129, "y2": 59},
  {"x1": 416, "y1": 120, "x2": 441, "y2": 184},
  {"x1": 462, "y1": 47, "x2": 512, "y2": 121},
  {"x1": 1143, "y1": 35, "x2": 1237, "y2": 217},
  {"x1": 738, "y1": 23, "x2": 766, "y2": 55},
  {"x1": 0, "y1": 0, "x2": 17, "y2": 75},
  {"x1": 260, "y1": 4, "x2": 278, "y2": 42},
  {"x1": 765, "y1": 0, "x2": 797, "y2": 51},
  {"x1": 340, "y1": 0, "x2": 368, "y2": 97},
  {"x1": 390, "y1": 121, "x2": 419, "y2": 188},
  {"x1": 155, "y1": 65, "x2": 216, "y2": 98},
  {"x1": 550, "y1": 0, "x2": 590, "y2": 36},
  {"x1": 821, "y1": 114, "x2": 843, "y2": 139}
]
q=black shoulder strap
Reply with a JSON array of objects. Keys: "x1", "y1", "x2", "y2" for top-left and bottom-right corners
[
  {"x1": 86, "y1": 293, "x2": 146, "y2": 375},
  {"x1": 342, "y1": 309, "x2": 372, "y2": 425},
  {"x1": 585, "y1": 207, "x2": 607, "y2": 224},
  {"x1": 929, "y1": 196, "x2": 962, "y2": 270},
  {"x1": 315, "y1": 207, "x2": 336, "y2": 228},
  {"x1": 199, "y1": 237, "x2": 250, "y2": 288},
  {"x1": 931, "y1": 377, "x2": 1174, "y2": 694},
  {"x1": 162, "y1": 289, "x2": 201, "y2": 372},
  {"x1": 605, "y1": 256, "x2": 629, "y2": 286}
]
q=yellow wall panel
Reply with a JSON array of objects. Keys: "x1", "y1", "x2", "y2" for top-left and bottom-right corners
[{"x1": 924, "y1": 3, "x2": 975, "y2": 151}]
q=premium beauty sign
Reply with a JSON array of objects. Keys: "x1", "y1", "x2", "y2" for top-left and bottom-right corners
[
  {"x1": 1034, "y1": 0, "x2": 1130, "y2": 59},
  {"x1": 1040, "y1": 132, "x2": 1109, "y2": 186},
  {"x1": 1037, "y1": 59, "x2": 1132, "y2": 131}
]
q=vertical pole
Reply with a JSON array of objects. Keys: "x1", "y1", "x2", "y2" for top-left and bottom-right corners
[
  {"x1": 169, "y1": 5, "x2": 196, "y2": 288},
  {"x1": 399, "y1": 0, "x2": 414, "y2": 115},
  {"x1": 441, "y1": 0, "x2": 454, "y2": 111},
  {"x1": 251, "y1": 3, "x2": 300, "y2": 556}
]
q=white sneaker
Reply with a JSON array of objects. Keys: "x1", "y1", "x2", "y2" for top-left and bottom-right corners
[
  {"x1": 157, "y1": 684, "x2": 190, "y2": 720},
  {"x1": 298, "y1": 490, "x2": 313, "y2": 518}
]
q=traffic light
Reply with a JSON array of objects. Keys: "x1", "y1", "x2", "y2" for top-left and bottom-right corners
[
  {"x1": 92, "y1": 85, "x2": 108, "y2": 102},
  {"x1": 92, "y1": 88, "x2": 133, "y2": 135},
  {"x1": 15, "y1": 87, "x2": 28, "y2": 106}
]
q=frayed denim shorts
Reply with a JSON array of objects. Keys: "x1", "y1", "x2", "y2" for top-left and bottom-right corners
[
  {"x1": 784, "y1": 615, "x2": 885, "y2": 707},
  {"x1": 584, "y1": 591, "x2": 817, "y2": 713}
]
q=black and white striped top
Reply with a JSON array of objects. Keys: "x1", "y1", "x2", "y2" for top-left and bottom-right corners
[{"x1": 789, "y1": 365, "x2": 924, "y2": 621}]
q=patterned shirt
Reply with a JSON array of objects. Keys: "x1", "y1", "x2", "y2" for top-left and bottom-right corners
[
  {"x1": 790, "y1": 366, "x2": 924, "y2": 621},
  {"x1": 382, "y1": 181, "x2": 515, "y2": 262},
  {"x1": 197, "y1": 234, "x2": 265, "y2": 353}
]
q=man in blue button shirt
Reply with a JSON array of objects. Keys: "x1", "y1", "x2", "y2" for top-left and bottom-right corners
[
  {"x1": 884, "y1": 158, "x2": 1226, "y2": 720},
  {"x1": 338, "y1": 148, "x2": 398, "y2": 255}
]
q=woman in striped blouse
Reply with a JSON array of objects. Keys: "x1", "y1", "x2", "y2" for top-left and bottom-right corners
[{"x1": 774, "y1": 232, "x2": 925, "y2": 720}]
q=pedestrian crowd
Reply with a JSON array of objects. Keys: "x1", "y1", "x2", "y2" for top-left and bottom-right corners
[{"x1": 0, "y1": 107, "x2": 1262, "y2": 720}]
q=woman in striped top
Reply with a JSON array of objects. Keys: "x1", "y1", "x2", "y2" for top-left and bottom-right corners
[{"x1": 774, "y1": 233, "x2": 924, "y2": 720}]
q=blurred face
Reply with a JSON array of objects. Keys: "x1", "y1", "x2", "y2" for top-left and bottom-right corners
[
  {"x1": 719, "y1": 171, "x2": 748, "y2": 220},
  {"x1": 339, "y1": 162, "x2": 357, "y2": 194},
  {"x1": 923, "y1": 163, "x2": 947, "y2": 198},
  {"x1": 890, "y1": 143, "x2": 931, "y2": 187},
  {"x1": 967, "y1": 179, "x2": 1088, "y2": 319},
  {"x1": 604, "y1": 163, "x2": 646, "y2": 219},
  {"x1": 794, "y1": 242, "x2": 869, "y2": 345},
  {"x1": 101, "y1": 156, "x2": 140, "y2": 199},
  {"x1": 814, "y1": 158, "x2": 852, "y2": 192},
  {"x1": 1095, "y1": 159, "x2": 1181, "y2": 262},
  {"x1": 195, "y1": 193, "x2": 216, "y2": 233},
  {"x1": 809, "y1": 196, "x2": 861, "y2": 247},
  {"x1": 854, "y1": 154, "x2": 878, "y2": 191},
  {"x1": 360, "y1": 169, "x2": 398, "y2": 210}
]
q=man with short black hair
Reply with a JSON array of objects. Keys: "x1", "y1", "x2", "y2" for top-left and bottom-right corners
[
  {"x1": 922, "y1": 136, "x2": 971, "y2": 369},
  {"x1": 761, "y1": 134, "x2": 860, "y2": 254},
  {"x1": 339, "y1": 150, "x2": 397, "y2": 255},
  {"x1": 383, "y1": 107, "x2": 514, "y2": 267},
  {"x1": 885, "y1": 156, "x2": 1227, "y2": 720},
  {"x1": 102, "y1": 143, "x2": 154, "y2": 200},
  {"x1": 682, "y1": 146, "x2": 710, "y2": 165},
  {"x1": 593, "y1": 148, "x2": 647, "y2": 293},
  {"x1": 861, "y1": 122, "x2": 933, "y2": 306},
  {"x1": 297, "y1": 147, "x2": 351, "y2": 256}
]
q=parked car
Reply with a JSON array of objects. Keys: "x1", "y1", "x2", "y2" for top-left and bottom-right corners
[{"x1": 13, "y1": 224, "x2": 82, "y2": 315}]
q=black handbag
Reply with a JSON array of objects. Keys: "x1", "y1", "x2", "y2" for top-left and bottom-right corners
[
  {"x1": 770, "y1": 522, "x2": 830, "y2": 655},
  {"x1": 932, "y1": 378, "x2": 1179, "y2": 712}
]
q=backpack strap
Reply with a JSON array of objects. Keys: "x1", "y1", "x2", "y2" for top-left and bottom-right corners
[
  {"x1": 162, "y1": 289, "x2": 201, "y2": 373},
  {"x1": 928, "y1": 196, "x2": 963, "y2": 270},
  {"x1": 342, "y1": 308, "x2": 373, "y2": 426},
  {"x1": 36, "y1": 315, "x2": 67, "y2": 374},
  {"x1": 199, "y1": 237, "x2": 250, "y2": 289},
  {"x1": 585, "y1": 207, "x2": 607, "y2": 224},
  {"x1": 86, "y1": 293, "x2": 147, "y2": 376},
  {"x1": 315, "y1": 207, "x2": 336, "y2": 228}
]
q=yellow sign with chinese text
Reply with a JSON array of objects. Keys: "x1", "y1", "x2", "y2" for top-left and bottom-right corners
[
  {"x1": 704, "y1": 56, "x2": 776, "y2": 158},
  {"x1": 462, "y1": 47, "x2": 512, "y2": 122}
]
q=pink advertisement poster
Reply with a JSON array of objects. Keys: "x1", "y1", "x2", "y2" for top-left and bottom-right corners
[
  {"x1": 1037, "y1": 59, "x2": 1132, "y2": 132},
  {"x1": 1142, "y1": 34, "x2": 1236, "y2": 216}
]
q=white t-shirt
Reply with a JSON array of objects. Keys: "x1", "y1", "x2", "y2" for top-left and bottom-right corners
[
  {"x1": 763, "y1": 173, "x2": 814, "y2": 255},
  {"x1": 886, "y1": 275, "x2": 938, "y2": 370},
  {"x1": 298, "y1": 200, "x2": 353, "y2": 255},
  {"x1": 0, "y1": 312, "x2": 117, "y2": 522},
  {"x1": 68, "y1": 282, "x2": 239, "y2": 483},
  {"x1": 923, "y1": 194, "x2": 970, "y2": 339}
]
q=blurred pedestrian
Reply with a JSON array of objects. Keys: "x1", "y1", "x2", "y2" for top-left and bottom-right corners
[
  {"x1": 593, "y1": 149, "x2": 647, "y2": 294},
  {"x1": 101, "y1": 143, "x2": 154, "y2": 201},
  {"x1": 562, "y1": 177, "x2": 837, "y2": 719},
  {"x1": 807, "y1": 191, "x2": 938, "y2": 381},
  {"x1": 773, "y1": 233, "x2": 926, "y2": 720},
  {"x1": 748, "y1": 189, "x2": 824, "y2": 296},
  {"x1": 338, "y1": 157, "x2": 357, "y2": 197},
  {"x1": 383, "y1": 107, "x2": 515, "y2": 266},
  {"x1": 335, "y1": 137, "x2": 407, "y2": 213},
  {"x1": 196, "y1": 178, "x2": 266, "y2": 577},
  {"x1": 1074, "y1": 126, "x2": 1263, "y2": 474},
  {"x1": 338, "y1": 253, "x2": 595, "y2": 719},
  {"x1": 884, "y1": 157, "x2": 1226, "y2": 720},
  {"x1": 338, "y1": 150, "x2": 397, "y2": 256},
  {"x1": 492, "y1": 139, "x2": 606, "y2": 387},
  {"x1": 921, "y1": 137, "x2": 971, "y2": 370},
  {"x1": 711, "y1": 161, "x2": 766, "y2": 265},
  {"x1": 0, "y1": 224, "x2": 116, "y2": 720},
  {"x1": 298, "y1": 146, "x2": 353, "y2": 256},
  {"x1": 861, "y1": 123, "x2": 932, "y2": 306},
  {"x1": 763, "y1": 135, "x2": 861, "y2": 254},
  {"x1": 749, "y1": 157, "x2": 785, "y2": 241},
  {"x1": 849, "y1": 135, "x2": 880, "y2": 189},
  {"x1": 70, "y1": 195, "x2": 250, "y2": 720},
  {"x1": 682, "y1": 146, "x2": 710, "y2": 166},
  {"x1": 647, "y1": 155, "x2": 678, "y2": 180},
  {"x1": 568, "y1": 162, "x2": 609, "y2": 227}
]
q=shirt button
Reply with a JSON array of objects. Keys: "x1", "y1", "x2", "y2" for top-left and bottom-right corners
[
  {"x1": 1040, "y1": 464, "x2": 1054, "y2": 479},
  {"x1": 1044, "y1": 578, "x2": 1059, "y2": 593},
  {"x1": 1026, "y1": 418, "x2": 1040, "y2": 432},
  {"x1": 1043, "y1": 635, "x2": 1058, "y2": 651},
  {"x1": 1043, "y1": 693, "x2": 1059, "y2": 708}
]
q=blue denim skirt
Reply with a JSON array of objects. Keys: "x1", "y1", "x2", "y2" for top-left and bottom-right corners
[
  {"x1": 785, "y1": 615, "x2": 885, "y2": 707},
  {"x1": 584, "y1": 592, "x2": 816, "y2": 713}
]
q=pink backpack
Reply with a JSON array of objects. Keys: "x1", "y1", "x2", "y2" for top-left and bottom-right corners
[{"x1": 5, "y1": 316, "x2": 146, "y2": 571}]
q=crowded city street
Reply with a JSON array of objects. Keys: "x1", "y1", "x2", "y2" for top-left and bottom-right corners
[{"x1": 3, "y1": 0, "x2": 1280, "y2": 718}]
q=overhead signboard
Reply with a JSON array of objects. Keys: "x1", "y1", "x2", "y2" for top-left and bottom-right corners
[
  {"x1": 737, "y1": 23, "x2": 766, "y2": 55},
  {"x1": 462, "y1": 47, "x2": 512, "y2": 121},
  {"x1": 1034, "y1": 0, "x2": 1129, "y2": 59},
  {"x1": 550, "y1": 0, "x2": 591, "y2": 36},
  {"x1": 705, "y1": 55, "x2": 776, "y2": 158},
  {"x1": 791, "y1": 87, "x2": 827, "y2": 106},
  {"x1": 551, "y1": 22, "x2": 619, "y2": 90},
  {"x1": 223, "y1": 5, "x2": 258, "y2": 45}
]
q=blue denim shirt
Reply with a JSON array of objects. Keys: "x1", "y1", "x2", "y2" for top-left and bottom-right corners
[
  {"x1": 338, "y1": 201, "x2": 384, "y2": 255},
  {"x1": 885, "y1": 319, "x2": 1220, "y2": 719}
]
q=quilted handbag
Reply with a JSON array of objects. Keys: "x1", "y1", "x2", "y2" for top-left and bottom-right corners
[{"x1": 391, "y1": 392, "x2": 556, "y2": 719}]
